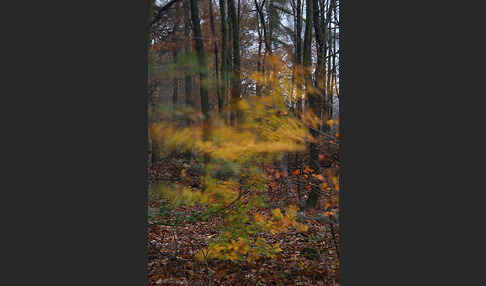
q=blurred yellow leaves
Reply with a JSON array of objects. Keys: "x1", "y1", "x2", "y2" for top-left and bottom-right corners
[
  {"x1": 267, "y1": 205, "x2": 309, "y2": 234},
  {"x1": 271, "y1": 208, "x2": 284, "y2": 219},
  {"x1": 150, "y1": 52, "x2": 327, "y2": 264},
  {"x1": 195, "y1": 204, "x2": 310, "y2": 262},
  {"x1": 296, "y1": 223, "x2": 309, "y2": 232},
  {"x1": 332, "y1": 176, "x2": 340, "y2": 191},
  {"x1": 197, "y1": 238, "x2": 252, "y2": 262},
  {"x1": 312, "y1": 174, "x2": 325, "y2": 181},
  {"x1": 150, "y1": 93, "x2": 312, "y2": 164}
]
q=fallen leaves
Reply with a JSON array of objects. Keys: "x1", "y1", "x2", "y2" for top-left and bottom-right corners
[{"x1": 148, "y1": 150, "x2": 340, "y2": 286}]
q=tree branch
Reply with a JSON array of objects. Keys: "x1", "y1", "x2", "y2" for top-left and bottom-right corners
[{"x1": 152, "y1": 0, "x2": 182, "y2": 25}]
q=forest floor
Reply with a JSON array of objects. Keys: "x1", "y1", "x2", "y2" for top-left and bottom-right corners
[{"x1": 147, "y1": 149, "x2": 340, "y2": 286}]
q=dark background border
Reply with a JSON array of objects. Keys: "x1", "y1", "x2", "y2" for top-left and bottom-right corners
[{"x1": 3, "y1": 0, "x2": 477, "y2": 285}]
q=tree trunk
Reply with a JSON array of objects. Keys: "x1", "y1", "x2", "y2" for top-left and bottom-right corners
[
  {"x1": 326, "y1": 0, "x2": 333, "y2": 125},
  {"x1": 303, "y1": 0, "x2": 320, "y2": 209},
  {"x1": 219, "y1": 0, "x2": 229, "y2": 111},
  {"x1": 313, "y1": 0, "x2": 324, "y2": 89},
  {"x1": 256, "y1": 0, "x2": 271, "y2": 55},
  {"x1": 183, "y1": 0, "x2": 193, "y2": 111},
  {"x1": 294, "y1": 0, "x2": 303, "y2": 113},
  {"x1": 255, "y1": 4, "x2": 263, "y2": 97},
  {"x1": 209, "y1": 0, "x2": 222, "y2": 114},
  {"x1": 295, "y1": 0, "x2": 302, "y2": 65},
  {"x1": 228, "y1": 0, "x2": 241, "y2": 126},
  {"x1": 313, "y1": 0, "x2": 328, "y2": 133},
  {"x1": 330, "y1": 0, "x2": 338, "y2": 120},
  {"x1": 147, "y1": 0, "x2": 154, "y2": 49},
  {"x1": 255, "y1": 0, "x2": 270, "y2": 98},
  {"x1": 266, "y1": 0, "x2": 274, "y2": 53},
  {"x1": 189, "y1": 0, "x2": 210, "y2": 130},
  {"x1": 147, "y1": 0, "x2": 159, "y2": 165},
  {"x1": 172, "y1": 49, "x2": 179, "y2": 108}
]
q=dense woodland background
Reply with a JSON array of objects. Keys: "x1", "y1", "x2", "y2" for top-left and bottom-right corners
[{"x1": 147, "y1": 0, "x2": 341, "y2": 284}]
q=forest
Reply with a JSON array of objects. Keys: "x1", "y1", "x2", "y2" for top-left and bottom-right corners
[{"x1": 147, "y1": 0, "x2": 341, "y2": 284}]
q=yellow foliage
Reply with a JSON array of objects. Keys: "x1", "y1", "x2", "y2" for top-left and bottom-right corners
[
  {"x1": 254, "y1": 212, "x2": 265, "y2": 223},
  {"x1": 150, "y1": 95, "x2": 311, "y2": 164},
  {"x1": 271, "y1": 208, "x2": 284, "y2": 220},
  {"x1": 150, "y1": 53, "x2": 321, "y2": 263},
  {"x1": 332, "y1": 176, "x2": 340, "y2": 191},
  {"x1": 194, "y1": 251, "x2": 205, "y2": 261},
  {"x1": 198, "y1": 238, "x2": 252, "y2": 261},
  {"x1": 266, "y1": 205, "x2": 309, "y2": 234}
]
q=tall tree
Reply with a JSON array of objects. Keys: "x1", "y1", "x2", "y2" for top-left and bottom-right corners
[
  {"x1": 291, "y1": 0, "x2": 303, "y2": 112},
  {"x1": 330, "y1": 0, "x2": 338, "y2": 120},
  {"x1": 147, "y1": 0, "x2": 155, "y2": 49},
  {"x1": 326, "y1": 0, "x2": 333, "y2": 122},
  {"x1": 219, "y1": 0, "x2": 229, "y2": 107},
  {"x1": 148, "y1": 0, "x2": 164, "y2": 165},
  {"x1": 228, "y1": 0, "x2": 241, "y2": 125},
  {"x1": 208, "y1": 0, "x2": 222, "y2": 113},
  {"x1": 182, "y1": 0, "x2": 193, "y2": 109},
  {"x1": 313, "y1": 0, "x2": 327, "y2": 129},
  {"x1": 295, "y1": 0, "x2": 302, "y2": 65},
  {"x1": 147, "y1": 0, "x2": 155, "y2": 166},
  {"x1": 172, "y1": 49, "x2": 179, "y2": 107},
  {"x1": 254, "y1": 0, "x2": 264, "y2": 96},
  {"x1": 255, "y1": 0, "x2": 271, "y2": 55},
  {"x1": 302, "y1": 0, "x2": 321, "y2": 209},
  {"x1": 189, "y1": 0, "x2": 210, "y2": 136}
]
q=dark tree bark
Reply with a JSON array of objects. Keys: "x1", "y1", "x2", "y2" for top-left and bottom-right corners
[
  {"x1": 219, "y1": 0, "x2": 229, "y2": 108},
  {"x1": 208, "y1": 0, "x2": 222, "y2": 113},
  {"x1": 330, "y1": 0, "x2": 338, "y2": 119},
  {"x1": 148, "y1": 0, "x2": 154, "y2": 165},
  {"x1": 302, "y1": 0, "x2": 312, "y2": 83},
  {"x1": 266, "y1": 0, "x2": 274, "y2": 53},
  {"x1": 302, "y1": 0, "x2": 321, "y2": 209},
  {"x1": 293, "y1": 0, "x2": 303, "y2": 112},
  {"x1": 147, "y1": 0, "x2": 155, "y2": 48},
  {"x1": 295, "y1": 0, "x2": 302, "y2": 65},
  {"x1": 147, "y1": 0, "x2": 163, "y2": 165},
  {"x1": 172, "y1": 49, "x2": 179, "y2": 107},
  {"x1": 254, "y1": 0, "x2": 263, "y2": 96},
  {"x1": 254, "y1": 0, "x2": 270, "y2": 99},
  {"x1": 228, "y1": 0, "x2": 241, "y2": 126},
  {"x1": 182, "y1": 0, "x2": 193, "y2": 109},
  {"x1": 255, "y1": 0, "x2": 271, "y2": 55},
  {"x1": 302, "y1": 0, "x2": 313, "y2": 115},
  {"x1": 326, "y1": 0, "x2": 334, "y2": 122},
  {"x1": 152, "y1": 0, "x2": 183, "y2": 25},
  {"x1": 313, "y1": 0, "x2": 324, "y2": 88},
  {"x1": 189, "y1": 0, "x2": 210, "y2": 128},
  {"x1": 189, "y1": 0, "x2": 211, "y2": 167},
  {"x1": 313, "y1": 0, "x2": 328, "y2": 131}
]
